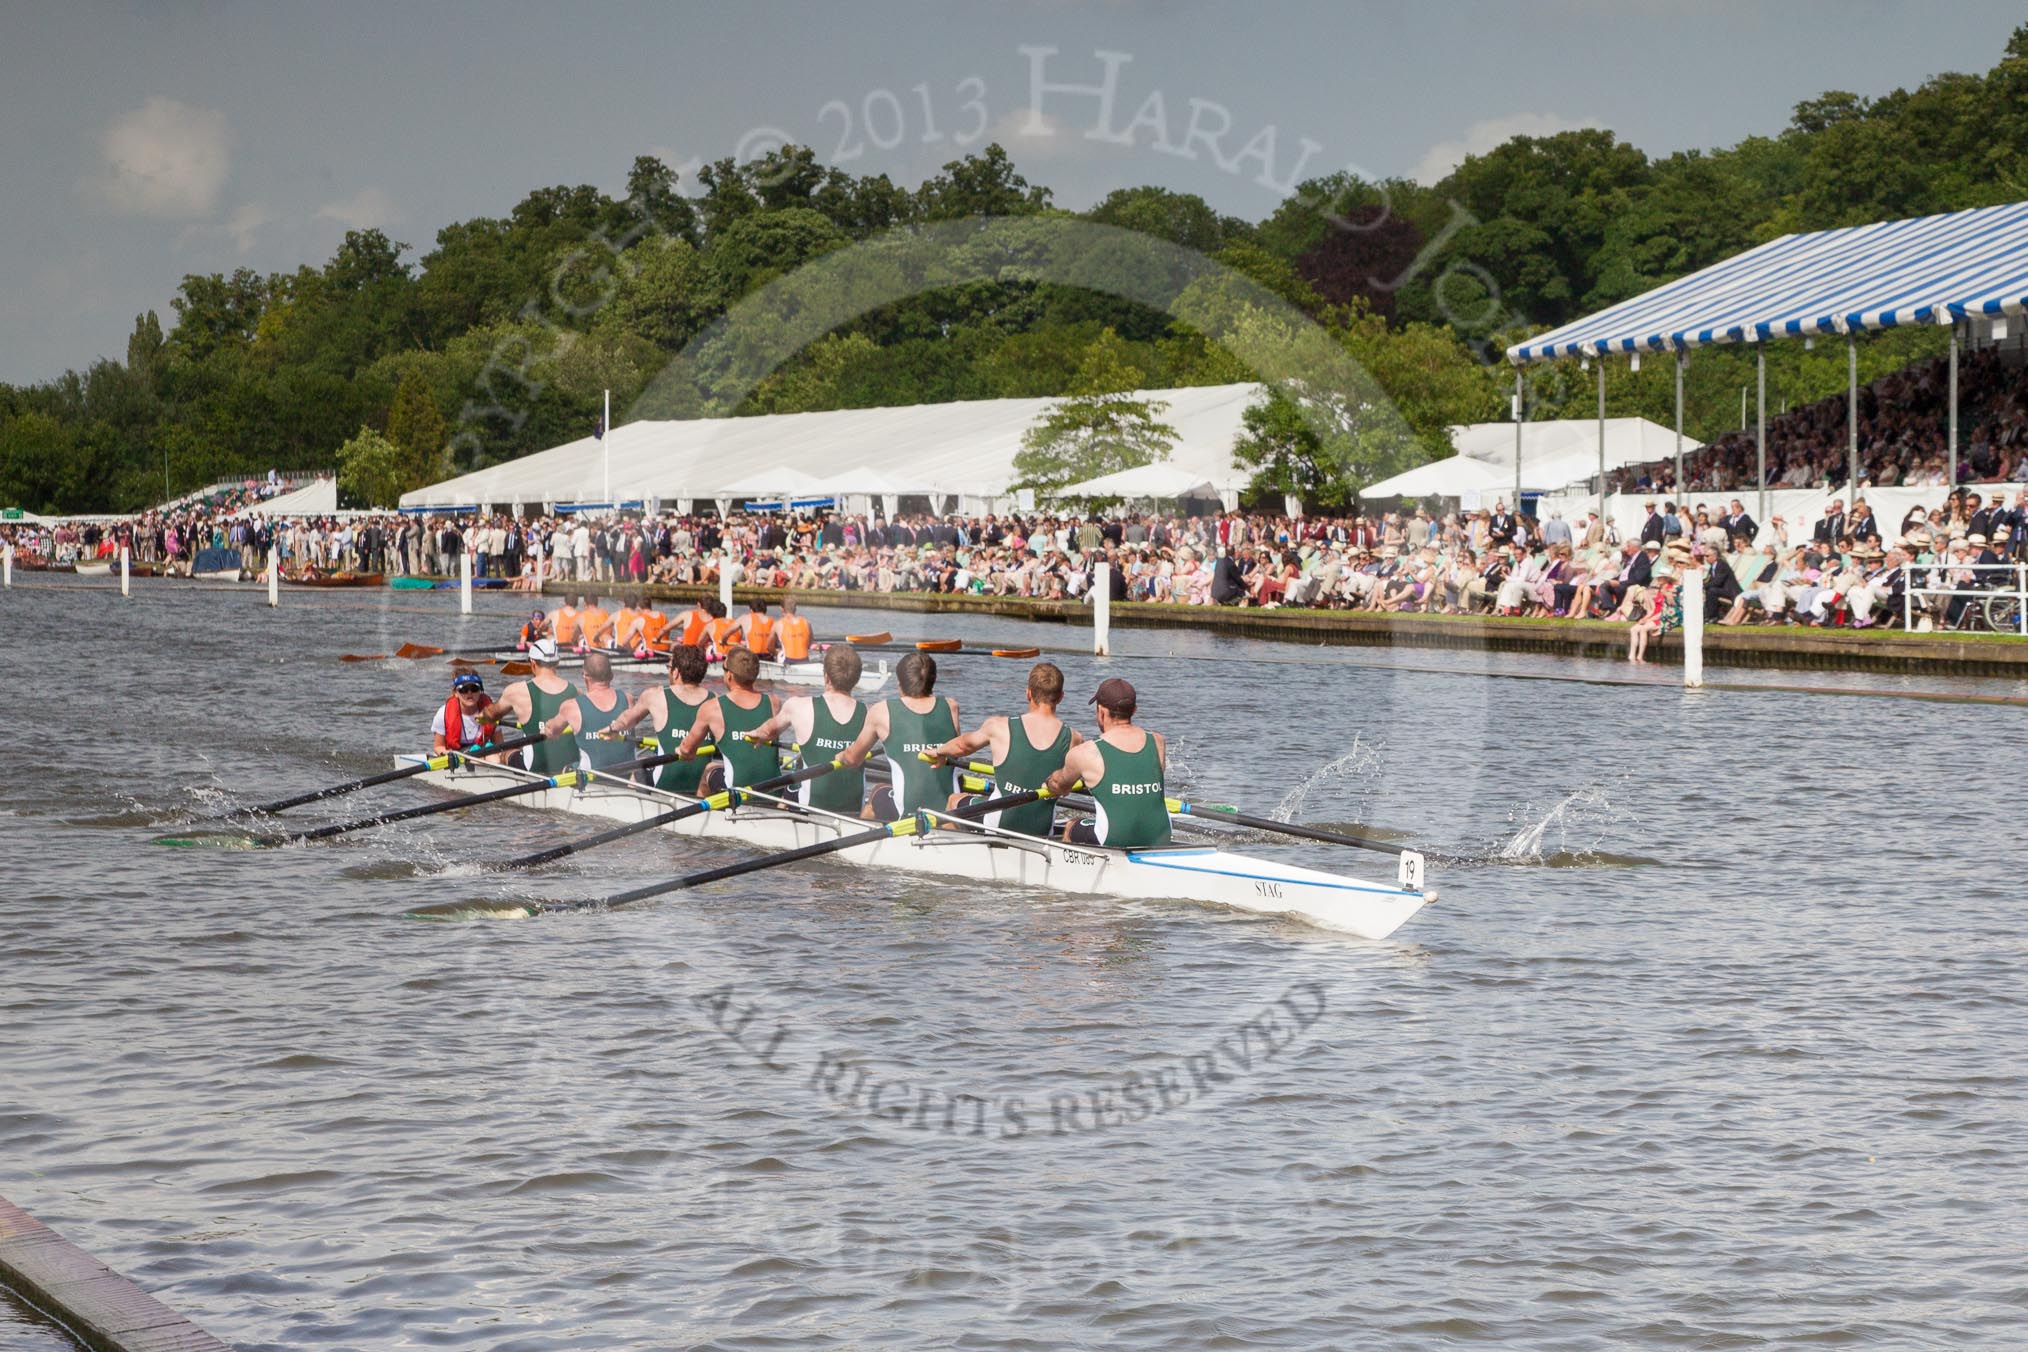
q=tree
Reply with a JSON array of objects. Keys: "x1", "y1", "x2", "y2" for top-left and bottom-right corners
[
  {"x1": 385, "y1": 367, "x2": 448, "y2": 489},
  {"x1": 916, "y1": 144, "x2": 1051, "y2": 220},
  {"x1": 1013, "y1": 328, "x2": 1176, "y2": 491},
  {"x1": 1232, "y1": 387, "x2": 1348, "y2": 505},
  {"x1": 1086, "y1": 186, "x2": 1227, "y2": 252},
  {"x1": 625, "y1": 154, "x2": 697, "y2": 243},
  {"x1": 335, "y1": 425, "x2": 407, "y2": 508},
  {"x1": 707, "y1": 206, "x2": 849, "y2": 299}
]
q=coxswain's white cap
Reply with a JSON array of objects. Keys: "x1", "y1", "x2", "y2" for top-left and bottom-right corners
[{"x1": 529, "y1": 637, "x2": 560, "y2": 665}]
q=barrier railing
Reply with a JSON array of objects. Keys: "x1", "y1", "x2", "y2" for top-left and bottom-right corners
[{"x1": 1901, "y1": 560, "x2": 2028, "y2": 635}]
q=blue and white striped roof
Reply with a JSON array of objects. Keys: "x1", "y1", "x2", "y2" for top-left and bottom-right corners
[{"x1": 1507, "y1": 200, "x2": 2028, "y2": 365}]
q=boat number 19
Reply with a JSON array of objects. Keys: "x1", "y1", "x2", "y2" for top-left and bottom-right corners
[{"x1": 1398, "y1": 851, "x2": 1426, "y2": 890}]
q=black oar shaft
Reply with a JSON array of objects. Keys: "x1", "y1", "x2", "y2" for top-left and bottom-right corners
[
  {"x1": 1178, "y1": 803, "x2": 1395, "y2": 855},
  {"x1": 582, "y1": 787, "x2": 1048, "y2": 913},
  {"x1": 280, "y1": 772, "x2": 578, "y2": 843},
  {"x1": 245, "y1": 733, "x2": 545, "y2": 814},
  {"x1": 503, "y1": 759, "x2": 841, "y2": 869}
]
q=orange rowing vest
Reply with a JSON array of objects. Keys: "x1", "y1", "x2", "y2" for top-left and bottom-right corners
[
  {"x1": 679, "y1": 607, "x2": 711, "y2": 646},
  {"x1": 708, "y1": 615, "x2": 740, "y2": 651},
  {"x1": 579, "y1": 606, "x2": 610, "y2": 645},
  {"x1": 552, "y1": 606, "x2": 581, "y2": 645},
  {"x1": 776, "y1": 614, "x2": 811, "y2": 660},
  {"x1": 611, "y1": 608, "x2": 642, "y2": 644},
  {"x1": 743, "y1": 613, "x2": 774, "y2": 654},
  {"x1": 640, "y1": 609, "x2": 671, "y2": 647}
]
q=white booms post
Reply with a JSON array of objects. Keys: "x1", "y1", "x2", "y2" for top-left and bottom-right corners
[
  {"x1": 120, "y1": 545, "x2": 130, "y2": 597},
  {"x1": 1681, "y1": 565, "x2": 1705, "y2": 689},
  {"x1": 459, "y1": 549, "x2": 473, "y2": 615},
  {"x1": 534, "y1": 536, "x2": 546, "y2": 593},
  {"x1": 1093, "y1": 561, "x2": 1112, "y2": 657},
  {"x1": 4, "y1": 541, "x2": 13, "y2": 588},
  {"x1": 268, "y1": 545, "x2": 280, "y2": 608},
  {"x1": 719, "y1": 548, "x2": 734, "y2": 613}
]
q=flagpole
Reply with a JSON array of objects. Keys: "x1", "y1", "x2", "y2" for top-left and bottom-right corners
[{"x1": 602, "y1": 388, "x2": 611, "y2": 507}]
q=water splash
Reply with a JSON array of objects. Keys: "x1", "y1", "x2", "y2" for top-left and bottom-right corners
[
  {"x1": 1271, "y1": 737, "x2": 1381, "y2": 824},
  {"x1": 1494, "y1": 785, "x2": 1651, "y2": 867}
]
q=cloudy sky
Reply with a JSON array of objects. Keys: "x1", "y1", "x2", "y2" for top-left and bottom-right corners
[{"x1": 1, "y1": 0, "x2": 2021, "y2": 383}]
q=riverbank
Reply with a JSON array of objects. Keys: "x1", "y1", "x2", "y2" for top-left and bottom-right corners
[
  {"x1": 0, "y1": 1195, "x2": 228, "y2": 1352},
  {"x1": 538, "y1": 581, "x2": 2028, "y2": 677}
]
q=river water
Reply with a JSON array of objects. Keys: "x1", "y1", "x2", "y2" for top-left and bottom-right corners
[{"x1": 2, "y1": 574, "x2": 2023, "y2": 1349}]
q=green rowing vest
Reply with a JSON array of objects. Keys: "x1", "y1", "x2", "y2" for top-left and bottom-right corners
[
  {"x1": 520, "y1": 679, "x2": 581, "y2": 775},
  {"x1": 881, "y1": 696, "x2": 957, "y2": 816},
  {"x1": 572, "y1": 687, "x2": 632, "y2": 772},
  {"x1": 800, "y1": 695, "x2": 866, "y2": 815},
  {"x1": 651, "y1": 688, "x2": 709, "y2": 797},
  {"x1": 990, "y1": 715, "x2": 1071, "y2": 837},
  {"x1": 1090, "y1": 736, "x2": 1170, "y2": 848},
  {"x1": 717, "y1": 692, "x2": 776, "y2": 788}
]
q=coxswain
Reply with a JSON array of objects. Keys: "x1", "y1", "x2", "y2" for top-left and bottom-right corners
[
  {"x1": 674, "y1": 647, "x2": 781, "y2": 793},
  {"x1": 773, "y1": 596, "x2": 813, "y2": 662},
  {"x1": 637, "y1": 601, "x2": 672, "y2": 654},
  {"x1": 551, "y1": 597, "x2": 583, "y2": 649},
  {"x1": 517, "y1": 608, "x2": 551, "y2": 651},
  {"x1": 844, "y1": 652, "x2": 958, "y2": 821},
  {"x1": 433, "y1": 671, "x2": 507, "y2": 763},
  {"x1": 611, "y1": 643, "x2": 713, "y2": 797},
  {"x1": 543, "y1": 651, "x2": 633, "y2": 772},
  {"x1": 739, "y1": 598, "x2": 775, "y2": 656},
  {"x1": 1044, "y1": 677, "x2": 1169, "y2": 847},
  {"x1": 925, "y1": 661, "x2": 1079, "y2": 836},
  {"x1": 577, "y1": 595, "x2": 612, "y2": 652},
  {"x1": 745, "y1": 645, "x2": 868, "y2": 814},
  {"x1": 676, "y1": 596, "x2": 714, "y2": 648},
  {"x1": 476, "y1": 637, "x2": 581, "y2": 775}
]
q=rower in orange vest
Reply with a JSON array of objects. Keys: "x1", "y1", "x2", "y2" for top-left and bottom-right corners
[
  {"x1": 577, "y1": 596, "x2": 612, "y2": 650},
  {"x1": 740, "y1": 599, "x2": 775, "y2": 657},
  {"x1": 609, "y1": 602, "x2": 646, "y2": 652},
  {"x1": 774, "y1": 596, "x2": 812, "y2": 661},
  {"x1": 707, "y1": 607, "x2": 741, "y2": 660},
  {"x1": 677, "y1": 599, "x2": 714, "y2": 648},
  {"x1": 551, "y1": 598, "x2": 582, "y2": 648},
  {"x1": 639, "y1": 603, "x2": 672, "y2": 652}
]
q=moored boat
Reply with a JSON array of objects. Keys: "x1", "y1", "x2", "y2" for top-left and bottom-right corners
[
  {"x1": 396, "y1": 755, "x2": 1431, "y2": 939},
  {"x1": 286, "y1": 571, "x2": 386, "y2": 587}
]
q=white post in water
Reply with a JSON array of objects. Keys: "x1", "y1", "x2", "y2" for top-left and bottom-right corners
[
  {"x1": 267, "y1": 545, "x2": 279, "y2": 608},
  {"x1": 534, "y1": 537, "x2": 546, "y2": 594},
  {"x1": 1681, "y1": 565, "x2": 1705, "y2": 689},
  {"x1": 719, "y1": 548, "x2": 734, "y2": 612},
  {"x1": 459, "y1": 549, "x2": 473, "y2": 615},
  {"x1": 120, "y1": 545, "x2": 130, "y2": 597},
  {"x1": 1093, "y1": 561, "x2": 1112, "y2": 657},
  {"x1": 3, "y1": 542, "x2": 11, "y2": 588}
]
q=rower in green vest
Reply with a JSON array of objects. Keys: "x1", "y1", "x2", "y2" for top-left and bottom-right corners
[
  {"x1": 672, "y1": 646, "x2": 780, "y2": 794},
  {"x1": 1046, "y1": 677, "x2": 1170, "y2": 848},
  {"x1": 610, "y1": 642, "x2": 713, "y2": 797},
  {"x1": 925, "y1": 661, "x2": 1080, "y2": 837},
  {"x1": 478, "y1": 636, "x2": 580, "y2": 775},
  {"x1": 543, "y1": 651, "x2": 634, "y2": 772},
  {"x1": 744, "y1": 645, "x2": 868, "y2": 815},
  {"x1": 845, "y1": 652, "x2": 959, "y2": 821}
]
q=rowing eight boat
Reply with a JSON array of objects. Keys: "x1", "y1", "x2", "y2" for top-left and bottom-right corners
[{"x1": 398, "y1": 754, "x2": 1431, "y2": 939}]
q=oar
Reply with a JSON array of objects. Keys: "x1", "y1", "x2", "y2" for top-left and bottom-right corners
[
  {"x1": 420, "y1": 784, "x2": 1062, "y2": 920},
  {"x1": 1167, "y1": 800, "x2": 1400, "y2": 856},
  {"x1": 160, "y1": 742, "x2": 706, "y2": 849},
  {"x1": 498, "y1": 757, "x2": 846, "y2": 869},
  {"x1": 232, "y1": 732, "x2": 551, "y2": 815}
]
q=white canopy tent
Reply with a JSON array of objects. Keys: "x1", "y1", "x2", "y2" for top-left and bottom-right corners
[
  {"x1": 1362, "y1": 417, "x2": 1698, "y2": 501},
  {"x1": 229, "y1": 476, "x2": 337, "y2": 517},
  {"x1": 1053, "y1": 463, "x2": 1221, "y2": 500},
  {"x1": 400, "y1": 383, "x2": 1264, "y2": 514}
]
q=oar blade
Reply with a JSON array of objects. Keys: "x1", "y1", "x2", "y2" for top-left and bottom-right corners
[
  {"x1": 149, "y1": 829, "x2": 264, "y2": 850},
  {"x1": 396, "y1": 643, "x2": 445, "y2": 659},
  {"x1": 404, "y1": 897, "x2": 546, "y2": 921}
]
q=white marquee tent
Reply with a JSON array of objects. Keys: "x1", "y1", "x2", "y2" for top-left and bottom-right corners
[
  {"x1": 229, "y1": 476, "x2": 338, "y2": 518},
  {"x1": 1361, "y1": 417, "x2": 1699, "y2": 500},
  {"x1": 1053, "y1": 463, "x2": 1221, "y2": 500},
  {"x1": 400, "y1": 384, "x2": 1266, "y2": 513}
]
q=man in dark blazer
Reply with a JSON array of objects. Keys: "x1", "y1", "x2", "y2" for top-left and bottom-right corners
[
  {"x1": 1720, "y1": 499, "x2": 1757, "y2": 544},
  {"x1": 1812, "y1": 499, "x2": 1846, "y2": 545}
]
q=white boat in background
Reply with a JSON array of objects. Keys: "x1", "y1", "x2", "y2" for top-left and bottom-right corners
[
  {"x1": 396, "y1": 755, "x2": 1432, "y2": 940},
  {"x1": 73, "y1": 561, "x2": 112, "y2": 577}
]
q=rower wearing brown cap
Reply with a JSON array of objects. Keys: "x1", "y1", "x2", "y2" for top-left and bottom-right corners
[{"x1": 1044, "y1": 677, "x2": 1170, "y2": 848}]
